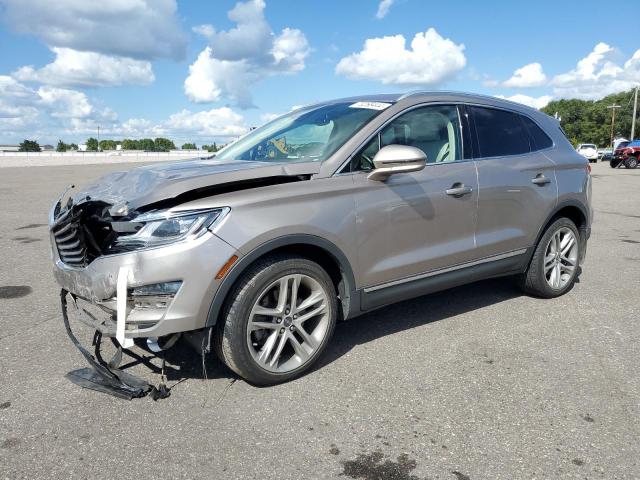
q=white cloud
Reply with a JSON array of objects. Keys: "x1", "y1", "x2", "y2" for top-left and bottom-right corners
[
  {"x1": 164, "y1": 108, "x2": 247, "y2": 137},
  {"x1": 552, "y1": 43, "x2": 640, "y2": 99},
  {"x1": 0, "y1": 75, "x2": 118, "y2": 140},
  {"x1": 13, "y1": 47, "x2": 155, "y2": 88},
  {"x1": 496, "y1": 94, "x2": 553, "y2": 110},
  {"x1": 36, "y1": 86, "x2": 93, "y2": 118},
  {"x1": 502, "y1": 62, "x2": 547, "y2": 88},
  {"x1": 0, "y1": 0, "x2": 187, "y2": 60},
  {"x1": 335, "y1": 28, "x2": 466, "y2": 86},
  {"x1": 0, "y1": 75, "x2": 249, "y2": 143},
  {"x1": 192, "y1": 24, "x2": 215, "y2": 38},
  {"x1": 184, "y1": 0, "x2": 309, "y2": 108},
  {"x1": 376, "y1": 0, "x2": 396, "y2": 19}
]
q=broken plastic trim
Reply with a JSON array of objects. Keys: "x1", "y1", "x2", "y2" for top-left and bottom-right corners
[{"x1": 61, "y1": 289, "x2": 170, "y2": 400}]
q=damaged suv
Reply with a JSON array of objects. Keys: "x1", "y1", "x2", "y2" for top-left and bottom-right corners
[{"x1": 51, "y1": 92, "x2": 592, "y2": 389}]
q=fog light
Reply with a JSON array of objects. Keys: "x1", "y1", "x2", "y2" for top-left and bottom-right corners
[{"x1": 131, "y1": 281, "x2": 182, "y2": 297}]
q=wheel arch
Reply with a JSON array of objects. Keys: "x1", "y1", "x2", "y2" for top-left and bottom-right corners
[
  {"x1": 531, "y1": 200, "x2": 589, "y2": 264},
  {"x1": 205, "y1": 235, "x2": 357, "y2": 327}
]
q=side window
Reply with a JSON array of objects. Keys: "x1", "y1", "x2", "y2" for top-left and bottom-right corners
[
  {"x1": 520, "y1": 116, "x2": 553, "y2": 150},
  {"x1": 349, "y1": 105, "x2": 463, "y2": 172},
  {"x1": 469, "y1": 106, "x2": 530, "y2": 158}
]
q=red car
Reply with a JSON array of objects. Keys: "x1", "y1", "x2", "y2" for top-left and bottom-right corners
[{"x1": 610, "y1": 140, "x2": 640, "y2": 169}]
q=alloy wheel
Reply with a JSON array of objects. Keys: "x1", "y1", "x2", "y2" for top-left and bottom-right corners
[
  {"x1": 246, "y1": 274, "x2": 330, "y2": 373},
  {"x1": 544, "y1": 227, "x2": 578, "y2": 289}
]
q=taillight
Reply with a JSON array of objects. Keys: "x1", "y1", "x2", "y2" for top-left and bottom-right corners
[{"x1": 586, "y1": 164, "x2": 591, "y2": 174}]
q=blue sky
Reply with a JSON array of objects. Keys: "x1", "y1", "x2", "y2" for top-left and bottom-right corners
[{"x1": 0, "y1": 0, "x2": 639, "y2": 145}]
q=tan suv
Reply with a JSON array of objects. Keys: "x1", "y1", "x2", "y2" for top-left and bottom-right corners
[{"x1": 50, "y1": 92, "x2": 592, "y2": 394}]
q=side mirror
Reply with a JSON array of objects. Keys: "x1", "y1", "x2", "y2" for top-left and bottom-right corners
[{"x1": 367, "y1": 145, "x2": 427, "y2": 181}]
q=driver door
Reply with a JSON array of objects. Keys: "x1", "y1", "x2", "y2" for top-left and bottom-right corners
[{"x1": 346, "y1": 104, "x2": 479, "y2": 291}]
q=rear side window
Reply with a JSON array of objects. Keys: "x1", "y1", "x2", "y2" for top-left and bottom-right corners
[
  {"x1": 521, "y1": 116, "x2": 553, "y2": 150},
  {"x1": 469, "y1": 106, "x2": 530, "y2": 158}
]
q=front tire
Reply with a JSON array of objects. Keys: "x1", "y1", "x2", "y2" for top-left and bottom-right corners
[
  {"x1": 520, "y1": 218, "x2": 580, "y2": 298},
  {"x1": 215, "y1": 255, "x2": 337, "y2": 385}
]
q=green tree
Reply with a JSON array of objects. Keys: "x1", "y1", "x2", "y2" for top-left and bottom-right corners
[
  {"x1": 542, "y1": 89, "x2": 638, "y2": 147},
  {"x1": 122, "y1": 139, "x2": 139, "y2": 150},
  {"x1": 19, "y1": 140, "x2": 41, "y2": 152},
  {"x1": 56, "y1": 140, "x2": 68, "y2": 152},
  {"x1": 86, "y1": 137, "x2": 99, "y2": 151},
  {"x1": 181, "y1": 142, "x2": 197, "y2": 150},
  {"x1": 139, "y1": 138, "x2": 155, "y2": 151},
  {"x1": 99, "y1": 139, "x2": 117, "y2": 151},
  {"x1": 69, "y1": 143, "x2": 79, "y2": 151},
  {"x1": 154, "y1": 137, "x2": 176, "y2": 152}
]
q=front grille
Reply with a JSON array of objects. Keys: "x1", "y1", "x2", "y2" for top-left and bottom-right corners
[{"x1": 52, "y1": 209, "x2": 88, "y2": 267}]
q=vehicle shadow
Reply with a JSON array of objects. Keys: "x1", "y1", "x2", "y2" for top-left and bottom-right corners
[
  {"x1": 315, "y1": 276, "x2": 523, "y2": 372},
  {"x1": 139, "y1": 276, "x2": 523, "y2": 385}
]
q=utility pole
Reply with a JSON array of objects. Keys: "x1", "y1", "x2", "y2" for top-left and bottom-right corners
[
  {"x1": 607, "y1": 104, "x2": 621, "y2": 150},
  {"x1": 631, "y1": 86, "x2": 638, "y2": 141},
  {"x1": 97, "y1": 125, "x2": 100, "y2": 151}
]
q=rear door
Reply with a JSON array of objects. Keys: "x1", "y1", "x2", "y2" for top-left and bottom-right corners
[
  {"x1": 468, "y1": 105, "x2": 557, "y2": 258},
  {"x1": 346, "y1": 104, "x2": 479, "y2": 288}
]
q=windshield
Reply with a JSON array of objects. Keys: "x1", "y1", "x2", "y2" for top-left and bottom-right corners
[
  {"x1": 215, "y1": 101, "x2": 392, "y2": 163},
  {"x1": 617, "y1": 141, "x2": 630, "y2": 149},
  {"x1": 579, "y1": 144, "x2": 595, "y2": 149}
]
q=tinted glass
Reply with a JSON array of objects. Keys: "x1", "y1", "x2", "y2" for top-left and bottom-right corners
[
  {"x1": 521, "y1": 116, "x2": 553, "y2": 150},
  {"x1": 350, "y1": 105, "x2": 463, "y2": 171},
  {"x1": 470, "y1": 106, "x2": 530, "y2": 157}
]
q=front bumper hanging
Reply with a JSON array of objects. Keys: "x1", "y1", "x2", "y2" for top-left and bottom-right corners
[{"x1": 60, "y1": 289, "x2": 169, "y2": 400}]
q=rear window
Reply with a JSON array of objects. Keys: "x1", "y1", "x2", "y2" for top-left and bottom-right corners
[
  {"x1": 469, "y1": 106, "x2": 530, "y2": 157},
  {"x1": 521, "y1": 116, "x2": 553, "y2": 150}
]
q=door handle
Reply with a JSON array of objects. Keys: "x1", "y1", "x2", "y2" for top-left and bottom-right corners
[
  {"x1": 445, "y1": 183, "x2": 473, "y2": 197},
  {"x1": 531, "y1": 174, "x2": 551, "y2": 186}
]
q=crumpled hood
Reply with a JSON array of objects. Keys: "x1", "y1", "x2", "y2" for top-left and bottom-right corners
[{"x1": 73, "y1": 157, "x2": 320, "y2": 211}]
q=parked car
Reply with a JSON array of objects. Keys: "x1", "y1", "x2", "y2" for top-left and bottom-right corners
[
  {"x1": 610, "y1": 140, "x2": 640, "y2": 169},
  {"x1": 576, "y1": 143, "x2": 598, "y2": 162},
  {"x1": 50, "y1": 92, "x2": 592, "y2": 392}
]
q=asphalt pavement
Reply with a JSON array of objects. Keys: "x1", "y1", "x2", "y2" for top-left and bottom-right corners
[{"x1": 0, "y1": 160, "x2": 638, "y2": 479}]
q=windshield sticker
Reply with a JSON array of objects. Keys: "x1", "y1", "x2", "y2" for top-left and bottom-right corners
[{"x1": 349, "y1": 101, "x2": 392, "y2": 111}]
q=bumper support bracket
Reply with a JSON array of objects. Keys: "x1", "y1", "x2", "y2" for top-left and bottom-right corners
[{"x1": 61, "y1": 289, "x2": 170, "y2": 400}]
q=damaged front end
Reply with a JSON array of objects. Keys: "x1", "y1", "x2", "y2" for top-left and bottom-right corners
[{"x1": 50, "y1": 192, "x2": 228, "y2": 400}]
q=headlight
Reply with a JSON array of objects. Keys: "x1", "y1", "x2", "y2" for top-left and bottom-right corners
[{"x1": 109, "y1": 207, "x2": 229, "y2": 253}]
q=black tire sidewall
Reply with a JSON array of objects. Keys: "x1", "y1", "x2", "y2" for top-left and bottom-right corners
[{"x1": 219, "y1": 256, "x2": 337, "y2": 385}]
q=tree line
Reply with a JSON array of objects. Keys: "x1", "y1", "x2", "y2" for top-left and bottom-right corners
[
  {"x1": 18, "y1": 138, "x2": 224, "y2": 152},
  {"x1": 542, "y1": 88, "x2": 638, "y2": 147}
]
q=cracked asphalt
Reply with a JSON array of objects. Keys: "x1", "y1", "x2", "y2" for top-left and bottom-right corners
[{"x1": 0, "y1": 161, "x2": 638, "y2": 479}]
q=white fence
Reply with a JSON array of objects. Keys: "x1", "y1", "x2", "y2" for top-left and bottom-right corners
[{"x1": 0, "y1": 150, "x2": 207, "y2": 168}]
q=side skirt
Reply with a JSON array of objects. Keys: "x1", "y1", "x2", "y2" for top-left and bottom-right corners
[{"x1": 358, "y1": 250, "x2": 530, "y2": 312}]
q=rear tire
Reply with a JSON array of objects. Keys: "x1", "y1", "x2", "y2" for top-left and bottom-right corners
[
  {"x1": 520, "y1": 218, "x2": 580, "y2": 298},
  {"x1": 610, "y1": 159, "x2": 620, "y2": 168},
  {"x1": 214, "y1": 254, "x2": 337, "y2": 385}
]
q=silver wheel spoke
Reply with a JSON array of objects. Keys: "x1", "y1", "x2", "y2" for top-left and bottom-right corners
[
  {"x1": 269, "y1": 332, "x2": 288, "y2": 367},
  {"x1": 290, "y1": 275, "x2": 301, "y2": 312},
  {"x1": 257, "y1": 331, "x2": 278, "y2": 363},
  {"x1": 289, "y1": 335, "x2": 311, "y2": 363},
  {"x1": 553, "y1": 264, "x2": 562, "y2": 288},
  {"x1": 295, "y1": 325, "x2": 318, "y2": 350},
  {"x1": 296, "y1": 290, "x2": 324, "y2": 313},
  {"x1": 253, "y1": 305, "x2": 281, "y2": 317},
  {"x1": 544, "y1": 254, "x2": 555, "y2": 273},
  {"x1": 276, "y1": 278, "x2": 289, "y2": 313},
  {"x1": 560, "y1": 234, "x2": 575, "y2": 255},
  {"x1": 249, "y1": 320, "x2": 280, "y2": 331},
  {"x1": 295, "y1": 303, "x2": 327, "y2": 324}
]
